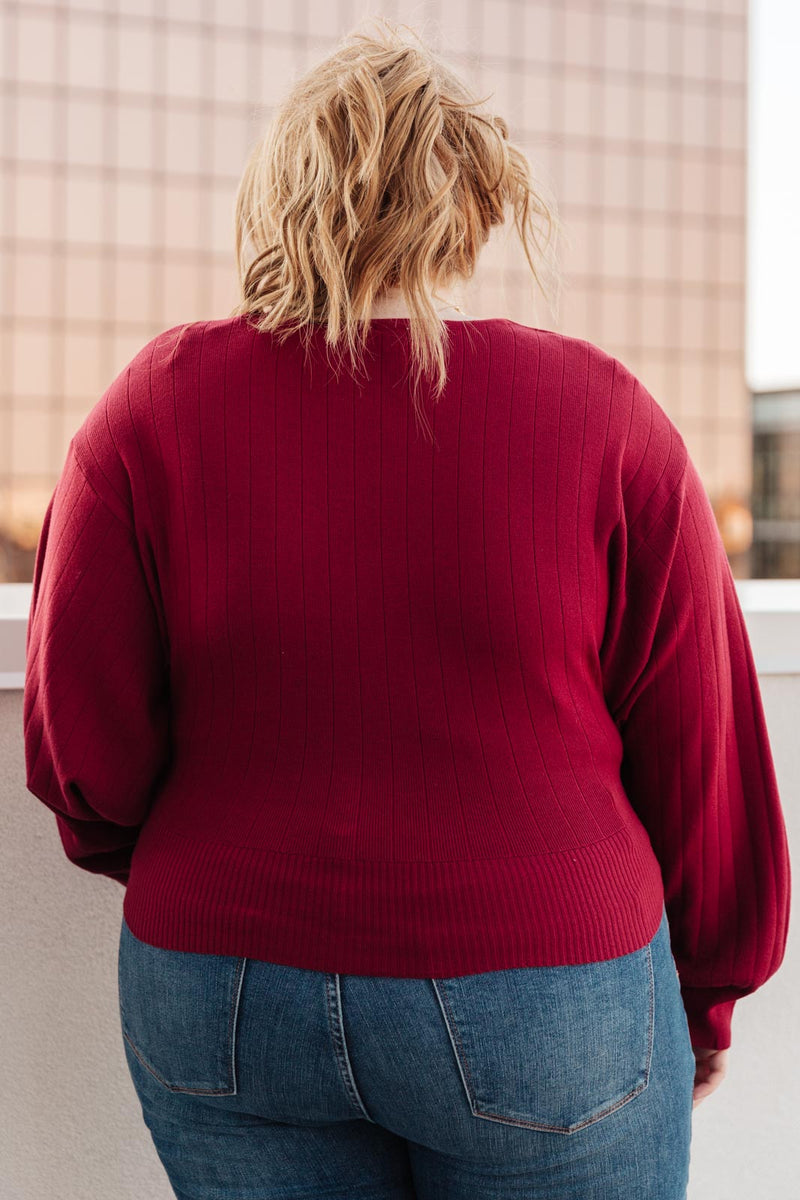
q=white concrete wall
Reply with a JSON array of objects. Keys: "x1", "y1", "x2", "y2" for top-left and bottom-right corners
[{"x1": 2, "y1": 669, "x2": 798, "y2": 1199}]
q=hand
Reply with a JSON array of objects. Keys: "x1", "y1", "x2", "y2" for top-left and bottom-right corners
[{"x1": 691, "y1": 1046, "x2": 729, "y2": 1108}]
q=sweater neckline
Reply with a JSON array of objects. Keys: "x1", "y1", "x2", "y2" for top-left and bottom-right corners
[{"x1": 365, "y1": 316, "x2": 509, "y2": 324}]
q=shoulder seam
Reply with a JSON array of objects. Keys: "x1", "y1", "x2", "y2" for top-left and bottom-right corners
[{"x1": 69, "y1": 437, "x2": 135, "y2": 537}]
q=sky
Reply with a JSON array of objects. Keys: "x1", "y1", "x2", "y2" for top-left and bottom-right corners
[{"x1": 747, "y1": 0, "x2": 800, "y2": 390}]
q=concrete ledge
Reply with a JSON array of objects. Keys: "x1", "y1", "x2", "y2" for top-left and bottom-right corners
[{"x1": 2, "y1": 578, "x2": 799, "y2": 688}]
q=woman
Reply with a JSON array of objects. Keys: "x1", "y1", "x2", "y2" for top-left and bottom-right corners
[{"x1": 23, "y1": 17, "x2": 790, "y2": 1200}]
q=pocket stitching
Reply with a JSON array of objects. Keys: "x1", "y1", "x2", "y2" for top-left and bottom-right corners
[
  {"x1": 433, "y1": 943, "x2": 656, "y2": 1136},
  {"x1": 227, "y1": 956, "x2": 248, "y2": 1096},
  {"x1": 120, "y1": 954, "x2": 248, "y2": 1096},
  {"x1": 430, "y1": 978, "x2": 482, "y2": 1115}
]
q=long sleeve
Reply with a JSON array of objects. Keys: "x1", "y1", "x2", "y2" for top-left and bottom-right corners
[
  {"x1": 22, "y1": 435, "x2": 171, "y2": 887},
  {"x1": 600, "y1": 389, "x2": 791, "y2": 1051}
]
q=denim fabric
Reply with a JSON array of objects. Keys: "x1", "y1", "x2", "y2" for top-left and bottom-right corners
[{"x1": 117, "y1": 902, "x2": 694, "y2": 1198}]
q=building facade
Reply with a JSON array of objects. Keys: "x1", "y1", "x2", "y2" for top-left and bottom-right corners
[{"x1": 1, "y1": 0, "x2": 753, "y2": 576}]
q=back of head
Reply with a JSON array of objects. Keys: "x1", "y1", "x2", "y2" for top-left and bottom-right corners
[{"x1": 230, "y1": 16, "x2": 563, "y2": 440}]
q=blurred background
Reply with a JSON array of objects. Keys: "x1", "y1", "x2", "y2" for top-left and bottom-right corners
[
  {"x1": 1, "y1": 0, "x2": 798, "y2": 584},
  {"x1": 2, "y1": 5, "x2": 799, "y2": 1200}
]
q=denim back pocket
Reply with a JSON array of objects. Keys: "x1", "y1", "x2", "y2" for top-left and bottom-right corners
[
  {"x1": 117, "y1": 916, "x2": 247, "y2": 1096},
  {"x1": 431, "y1": 936, "x2": 655, "y2": 1136}
]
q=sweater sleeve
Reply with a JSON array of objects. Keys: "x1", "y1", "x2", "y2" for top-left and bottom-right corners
[
  {"x1": 600, "y1": 382, "x2": 791, "y2": 1052},
  {"x1": 22, "y1": 435, "x2": 171, "y2": 887}
]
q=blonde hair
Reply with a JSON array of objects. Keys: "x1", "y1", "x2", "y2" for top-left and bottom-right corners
[{"x1": 229, "y1": 16, "x2": 564, "y2": 442}]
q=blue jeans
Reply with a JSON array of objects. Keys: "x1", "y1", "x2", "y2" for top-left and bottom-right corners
[{"x1": 117, "y1": 902, "x2": 694, "y2": 1199}]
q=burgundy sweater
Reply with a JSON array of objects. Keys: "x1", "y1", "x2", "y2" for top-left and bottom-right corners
[{"x1": 23, "y1": 314, "x2": 791, "y2": 1051}]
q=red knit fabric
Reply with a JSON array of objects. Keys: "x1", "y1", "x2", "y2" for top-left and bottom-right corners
[{"x1": 23, "y1": 314, "x2": 791, "y2": 1051}]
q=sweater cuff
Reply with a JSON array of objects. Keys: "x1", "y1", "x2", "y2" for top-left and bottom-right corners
[{"x1": 680, "y1": 986, "x2": 737, "y2": 1050}]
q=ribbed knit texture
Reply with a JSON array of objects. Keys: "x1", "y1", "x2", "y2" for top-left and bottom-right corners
[{"x1": 23, "y1": 314, "x2": 791, "y2": 1051}]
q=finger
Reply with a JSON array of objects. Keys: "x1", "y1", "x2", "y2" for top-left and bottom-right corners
[{"x1": 692, "y1": 1083, "x2": 715, "y2": 1107}]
